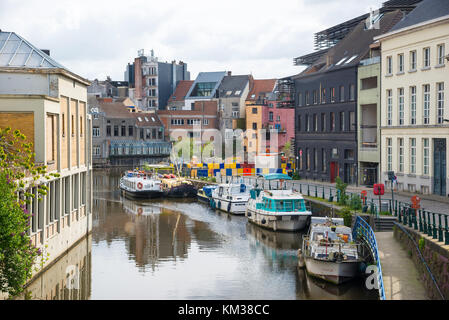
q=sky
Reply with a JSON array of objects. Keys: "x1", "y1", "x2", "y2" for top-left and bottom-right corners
[{"x1": 0, "y1": 0, "x2": 384, "y2": 81}]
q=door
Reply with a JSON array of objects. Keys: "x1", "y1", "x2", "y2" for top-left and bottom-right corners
[
  {"x1": 330, "y1": 162, "x2": 339, "y2": 183},
  {"x1": 434, "y1": 139, "x2": 447, "y2": 196}
]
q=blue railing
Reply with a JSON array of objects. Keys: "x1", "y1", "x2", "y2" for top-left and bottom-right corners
[{"x1": 352, "y1": 215, "x2": 386, "y2": 300}]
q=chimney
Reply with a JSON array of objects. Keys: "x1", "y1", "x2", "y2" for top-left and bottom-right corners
[
  {"x1": 227, "y1": 71, "x2": 232, "y2": 76},
  {"x1": 41, "y1": 49, "x2": 50, "y2": 56},
  {"x1": 326, "y1": 55, "x2": 333, "y2": 66}
]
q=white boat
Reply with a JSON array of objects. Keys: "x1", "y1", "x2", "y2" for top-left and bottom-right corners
[
  {"x1": 245, "y1": 173, "x2": 312, "y2": 231},
  {"x1": 299, "y1": 217, "x2": 362, "y2": 285},
  {"x1": 119, "y1": 170, "x2": 163, "y2": 199},
  {"x1": 210, "y1": 181, "x2": 250, "y2": 215},
  {"x1": 122, "y1": 197, "x2": 162, "y2": 216}
]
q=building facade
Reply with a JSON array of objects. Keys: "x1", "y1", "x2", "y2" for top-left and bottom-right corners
[
  {"x1": 0, "y1": 31, "x2": 93, "y2": 281},
  {"x1": 376, "y1": 0, "x2": 449, "y2": 196}
]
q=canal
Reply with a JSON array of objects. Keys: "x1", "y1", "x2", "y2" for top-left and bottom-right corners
[{"x1": 21, "y1": 169, "x2": 378, "y2": 300}]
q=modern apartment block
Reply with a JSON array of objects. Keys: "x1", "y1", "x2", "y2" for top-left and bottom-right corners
[
  {"x1": 0, "y1": 31, "x2": 93, "y2": 274},
  {"x1": 88, "y1": 77, "x2": 129, "y2": 98},
  {"x1": 127, "y1": 49, "x2": 190, "y2": 111},
  {"x1": 376, "y1": 0, "x2": 449, "y2": 196}
]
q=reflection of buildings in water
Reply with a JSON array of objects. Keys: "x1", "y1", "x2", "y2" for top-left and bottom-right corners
[
  {"x1": 16, "y1": 234, "x2": 92, "y2": 300},
  {"x1": 246, "y1": 223, "x2": 303, "y2": 251}
]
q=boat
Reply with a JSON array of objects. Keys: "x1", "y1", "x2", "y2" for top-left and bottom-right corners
[
  {"x1": 298, "y1": 217, "x2": 362, "y2": 285},
  {"x1": 122, "y1": 197, "x2": 162, "y2": 216},
  {"x1": 197, "y1": 185, "x2": 218, "y2": 203},
  {"x1": 161, "y1": 174, "x2": 197, "y2": 198},
  {"x1": 119, "y1": 170, "x2": 163, "y2": 199},
  {"x1": 210, "y1": 179, "x2": 251, "y2": 215},
  {"x1": 245, "y1": 173, "x2": 312, "y2": 231}
]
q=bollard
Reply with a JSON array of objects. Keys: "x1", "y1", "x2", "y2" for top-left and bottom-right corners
[
  {"x1": 315, "y1": 185, "x2": 318, "y2": 198},
  {"x1": 438, "y1": 214, "x2": 443, "y2": 242},
  {"x1": 337, "y1": 190, "x2": 340, "y2": 203},
  {"x1": 418, "y1": 210, "x2": 423, "y2": 233},
  {"x1": 389, "y1": 199, "x2": 392, "y2": 215},
  {"x1": 322, "y1": 186, "x2": 325, "y2": 199},
  {"x1": 413, "y1": 208, "x2": 418, "y2": 230},
  {"x1": 307, "y1": 184, "x2": 310, "y2": 196},
  {"x1": 398, "y1": 203, "x2": 402, "y2": 223},
  {"x1": 300, "y1": 184, "x2": 302, "y2": 194},
  {"x1": 427, "y1": 211, "x2": 433, "y2": 237},
  {"x1": 329, "y1": 189, "x2": 333, "y2": 202}
]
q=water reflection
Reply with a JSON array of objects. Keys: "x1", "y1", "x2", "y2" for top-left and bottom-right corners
[{"x1": 17, "y1": 234, "x2": 92, "y2": 300}]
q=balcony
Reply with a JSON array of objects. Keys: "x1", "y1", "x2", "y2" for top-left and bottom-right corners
[
  {"x1": 359, "y1": 56, "x2": 380, "y2": 66},
  {"x1": 360, "y1": 126, "x2": 377, "y2": 148}
]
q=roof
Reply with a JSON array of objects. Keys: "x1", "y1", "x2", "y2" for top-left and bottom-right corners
[
  {"x1": 168, "y1": 80, "x2": 194, "y2": 102},
  {"x1": 0, "y1": 31, "x2": 90, "y2": 85},
  {"x1": 293, "y1": 10, "x2": 404, "y2": 79},
  {"x1": 246, "y1": 79, "x2": 276, "y2": 101},
  {"x1": 388, "y1": 0, "x2": 449, "y2": 32},
  {"x1": 185, "y1": 71, "x2": 226, "y2": 99},
  {"x1": 217, "y1": 75, "x2": 250, "y2": 98},
  {"x1": 263, "y1": 173, "x2": 292, "y2": 180},
  {"x1": 97, "y1": 99, "x2": 163, "y2": 126}
]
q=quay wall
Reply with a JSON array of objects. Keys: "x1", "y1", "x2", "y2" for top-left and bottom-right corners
[{"x1": 393, "y1": 223, "x2": 449, "y2": 300}]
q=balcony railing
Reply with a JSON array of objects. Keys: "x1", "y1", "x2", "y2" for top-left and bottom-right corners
[
  {"x1": 360, "y1": 56, "x2": 380, "y2": 66},
  {"x1": 361, "y1": 126, "x2": 377, "y2": 148}
]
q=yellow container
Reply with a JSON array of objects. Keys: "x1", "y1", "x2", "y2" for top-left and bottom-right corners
[
  {"x1": 237, "y1": 168, "x2": 244, "y2": 175},
  {"x1": 232, "y1": 168, "x2": 238, "y2": 176},
  {"x1": 209, "y1": 169, "x2": 214, "y2": 176},
  {"x1": 191, "y1": 169, "x2": 197, "y2": 178},
  {"x1": 263, "y1": 168, "x2": 269, "y2": 174},
  {"x1": 187, "y1": 163, "x2": 191, "y2": 168},
  {"x1": 281, "y1": 163, "x2": 287, "y2": 169},
  {"x1": 282, "y1": 169, "x2": 287, "y2": 174},
  {"x1": 208, "y1": 163, "x2": 213, "y2": 169},
  {"x1": 230, "y1": 163, "x2": 236, "y2": 169},
  {"x1": 250, "y1": 168, "x2": 255, "y2": 174},
  {"x1": 214, "y1": 163, "x2": 220, "y2": 170},
  {"x1": 221, "y1": 169, "x2": 226, "y2": 176}
]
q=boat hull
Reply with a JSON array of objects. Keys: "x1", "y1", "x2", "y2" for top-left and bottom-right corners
[
  {"x1": 197, "y1": 194, "x2": 211, "y2": 203},
  {"x1": 212, "y1": 197, "x2": 247, "y2": 215},
  {"x1": 304, "y1": 257, "x2": 360, "y2": 285},
  {"x1": 120, "y1": 188, "x2": 163, "y2": 199},
  {"x1": 163, "y1": 184, "x2": 197, "y2": 198},
  {"x1": 246, "y1": 208, "x2": 310, "y2": 231}
]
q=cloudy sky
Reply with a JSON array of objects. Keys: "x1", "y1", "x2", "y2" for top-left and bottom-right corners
[{"x1": 0, "y1": 0, "x2": 384, "y2": 81}]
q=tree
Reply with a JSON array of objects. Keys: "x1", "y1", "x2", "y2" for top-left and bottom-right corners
[{"x1": 0, "y1": 127, "x2": 55, "y2": 297}]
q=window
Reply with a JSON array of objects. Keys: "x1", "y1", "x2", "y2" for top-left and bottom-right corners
[
  {"x1": 339, "y1": 112, "x2": 345, "y2": 131},
  {"x1": 423, "y1": 138, "x2": 429, "y2": 175},
  {"x1": 339, "y1": 86, "x2": 344, "y2": 102},
  {"x1": 410, "y1": 86, "x2": 416, "y2": 124},
  {"x1": 313, "y1": 90, "x2": 318, "y2": 104},
  {"x1": 204, "y1": 119, "x2": 209, "y2": 125},
  {"x1": 331, "y1": 148, "x2": 338, "y2": 158},
  {"x1": 398, "y1": 138, "x2": 404, "y2": 173},
  {"x1": 298, "y1": 115, "x2": 301, "y2": 131},
  {"x1": 387, "y1": 89, "x2": 392, "y2": 126},
  {"x1": 330, "y1": 112, "x2": 335, "y2": 131},
  {"x1": 152, "y1": 128, "x2": 156, "y2": 139},
  {"x1": 387, "y1": 138, "x2": 392, "y2": 171},
  {"x1": 398, "y1": 54, "x2": 404, "y2": 73},
  {"x1": 423, "y1": 84, "x2": 430, "y2": 124},
  {"x1": 437, "y1": 82, "x2": 444, "y2": 124},
  {"x1": 232, "y1": 111, "x2": 239, "y2": 118},
  {"x1": 344, "y1": 149, "x2": 354, "y2": 160},
  {"x1": 298, "y1": 93, "x2": 303, "y2": 106},
  {"x1": 349, "y1": 112, "x2": 355, "y2": 131},
  {"x1": 252, "y1": 108, "x2": 258, "y2": 114},
  {"x1": 299, "y1": 148, "x2": 303, "y2": 170},
  {"x1": 331, "y1": 88, "x2": 335, "y2": 102},
  {"x1": 313, "y1": 114, "x2": 318, "y2": 132},
  {"x1": 386, "y1": 56, "x2": 392, "y2": 74},
  {"x1": 62, "y1": 113, "x2": 65, "y2": 137},
  {"x1": 106, "y1": 125, "x2": 111, "y2": 136},
  {"x1": 252, "y1": 123, "x2": 257, "y2": 130},
  {"x1": 314, "y1": 148, "x2": 318, "y2": 170},
  {"x1": 128, "y1": 125, "x2": 133, "y2": 136},
  {"x1": 410, "y1": 50, "x2": 417, "y2": 70},
  {"x1": 305, "y1": 91, "x2": 310, "y2": 105},
  {"x1": 121, "y1": 125, "x2": 126, "y2": 136},
  {"x1": 322, "y1": 148, "x2": 326, "y2": 172},
  {"x1": 93, "y1": 126, "x2": 100, "y2": 137},
  {"x1": 140, "y1": 128, "x2": 144, "y2": 139},
  {"x1": 398, "y1": 88, "x2": 404, "y2": 125},
  {"x1": 114, "y1": 125, "x2": 119, "y2": 136},
  {"x1": 423, "y1": 47, "x2": 430, "y2": 68},
  {"x1": 71, "y1": 115, "x2": 75, "y2": 136},
  {"x1": 321, "y1": 113, "x2": 326, "y2": 132},
  {"x1": 349, "y1": 84, "x2": 355, "y2": 101},
  {"x1": 93, "y1": 146, "x2": 100, "y2": 156},
  {"x1": 277, "y1": 115, "x2": 280, "y2": 121},
  {"x1": 321, "y1": 88, "x2": 326, "y2": 104},
  {"x1": 410, "y1": 138, "x2": 416, "y2": 174},
  {"x1": 306, "y1": 148, "x2": 310, "y2": 170},
  {"x1": 80, "y1": 116, "x2": 83, "y2": 136},
  {"x1": 146, "y1": 129, "x2": 151, "y2": 139},
  {"x1": 437, "y1": 44, "x2": 445, "y2": 65},
  {"x1": 269, "y1": 112, "x2": 273, "y2": 121}
]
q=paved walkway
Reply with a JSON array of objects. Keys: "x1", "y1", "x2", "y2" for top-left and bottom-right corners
[{"x1": 375, "y1": 232, "x2": 429, "y2": 300}]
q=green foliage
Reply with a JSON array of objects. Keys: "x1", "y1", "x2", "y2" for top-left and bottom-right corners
[
  {"x1": 0, "y1": 127, "x2": 50, "y2": 297},
  {"x1": 349, "y1": 194, "x2": 362, "y2": 211},
  {"x1": 419, "y1": 237, "x2": 425, "y2": 251},
  {"x1": 335, "y1": 177, "x2": 348, "y2": 206},
  {"x1": 380, "y1": 211, "x2": 392, "y2": 216},
  {"x1": 211, "y1": 177, "x2": 216, "y2": 183},
  {"x1": 292, "y1": 171, "x2": 301, "y2": 180},
  {"x1": 337, "y1": 208, "x2": 353, "y2": 227}
]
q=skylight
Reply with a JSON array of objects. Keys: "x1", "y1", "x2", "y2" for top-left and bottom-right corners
[
  {"x1": 144, "y1": 117, "x2": 149, "y2": 122},
  {"x1": 151, "y1": 117, "x2": 155, "y2": 122},
  {"x1": 336, "y1": 57, "x2": 348, "y2": 66},
  {"x1": 235, "y1": 90, "x2": 241, "y2": 95},
  {"x1": 137, "y1": 117, "x2": 142, "y2": 122},
  {"x1": 345, "y1": 55, "x2": 358, "y2": 64}
]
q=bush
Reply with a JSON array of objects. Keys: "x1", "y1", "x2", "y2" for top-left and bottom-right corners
[
  {"x1": 419, "y1": 238, "x2": 425, "y2": 251},
  {"x1": 349, "y1": 194, "x2": 362, "y2": 211},
  {"x1": 292, "y1": 172, "x2": 301, "y2": 180},
  {"x1": 335, "y1": 177, "x2": 348, "y2": 206},
  {"x1": 337, "y1": 208, "x2": 353, "y2": 227}
]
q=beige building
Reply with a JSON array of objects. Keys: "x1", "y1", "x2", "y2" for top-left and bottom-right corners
[
  {"x1": 0, "y1": 30, "x2": 93, "y2": 292},
  {"x1": 376, "y1": 4, "x2": 449, "y2": 196}
]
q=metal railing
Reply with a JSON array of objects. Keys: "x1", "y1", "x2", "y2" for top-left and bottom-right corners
[{"x1": 352, "y1": 215, "x2": 385, "y2": 300}]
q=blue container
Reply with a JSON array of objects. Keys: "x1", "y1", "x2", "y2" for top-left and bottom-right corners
[
  {"x1": 226, "y1": 168, "x2": 232, "y2": 176},
  {"x1": 219, "y1": 163, "x2": 225, "y2": 169},
  {"x1": 203, "y1": 185, "x2": 218, "y2": 197},
  {"x1": 213, "y1": 169, "x2": 220, "y2": 176},
  {"x1": 256, "y1": 168, "x2": 262, "y2": 174},
  {"x1": 276, "y1": 168, "x2": 283, "y2": 173},
  {"x1": 236, "y1": 163, "x2": 241, "y2": 168}
]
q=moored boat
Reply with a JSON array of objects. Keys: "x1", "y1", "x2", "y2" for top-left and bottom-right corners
[
  {"x1": 197, "y1": 185, "x2": 218, "y2": 203},
  {"x1": 119, "y1": 170, "x2": 163, "y2": 199},
  {"x1": 161, "y1": 175, "x2": 197, "y2": 198},
  {"x1": 210, "y1": 180, "x2": 251, "y2": 215},
  {"x1": 245, "y1": 173, "x2": 312, "y2": 231},
  {"x1": 299, "y1": 217, "x2": 362, "y2": 285}
]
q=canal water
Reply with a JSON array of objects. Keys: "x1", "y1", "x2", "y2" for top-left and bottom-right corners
[{"x1": 22, "y1": 169, "x2": 378, "y2": 300}]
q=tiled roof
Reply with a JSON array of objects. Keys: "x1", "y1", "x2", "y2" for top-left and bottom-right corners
[
  {"x1": 246, "y1": 79, "x2": 276, "y2": 101},
  {"x1": 0, "y1": 31, "x2": 65, "y2": 69},
  {"x1": 218, "y1": 75, "x2": 250, "y2": 98},
  {"x1": 168, "y1": 80, "x2": 194, "y2": 102},
  {"x1": 98, "y1": 100, "x2": 163, "y2": 126},
  {"x1": 388, "y1": 0, "x2": 449, "y2": 32}
]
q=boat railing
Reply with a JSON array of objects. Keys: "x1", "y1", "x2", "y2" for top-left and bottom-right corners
[{"x1": 302, "y1": 235, "x2": 361, "y2": 258}]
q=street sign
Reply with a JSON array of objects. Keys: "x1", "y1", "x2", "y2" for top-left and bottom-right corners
[{"x1": 373, "y1": 184, "x2": 385, "y2": 196}]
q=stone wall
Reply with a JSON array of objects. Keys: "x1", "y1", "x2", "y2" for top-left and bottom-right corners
[{"x1": 393, "y1": 223, "x2": 449, "y2": 300}]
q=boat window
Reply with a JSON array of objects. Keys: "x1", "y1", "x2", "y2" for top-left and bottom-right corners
[
  {"x1": 275, "y1": 200, "x2": 284, "y2": 211},
  {"x1": 284, "y1": 200, "x2": 293, "y2": 211},
  {"x1": 294, "y1": 199, "x2": 305, "y2": 211},
  {"x1": 313, "y1": 232, "x2": 325, "y2": 241},
  {"x1": 268, "y1": 200, "x2": 273, "y2": 210}
]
